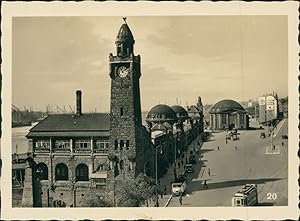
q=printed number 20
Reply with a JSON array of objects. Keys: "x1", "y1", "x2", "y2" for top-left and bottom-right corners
[{"x1": 267, "y1": 193, "x2": 277, "y2": 200}]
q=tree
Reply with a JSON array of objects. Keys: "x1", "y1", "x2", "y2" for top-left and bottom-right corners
[
  {"x1": 115, "y1": 173, "x2": 157, "y2": 207},
  {"x1": 80, "y1": 193, "x2": 113, "y2": 207}
]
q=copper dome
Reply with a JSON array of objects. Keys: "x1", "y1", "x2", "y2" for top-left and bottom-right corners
[
  {"x1": 210, "y1": 99, "x2": 245, "y2": 114},
  {"x1": 146, "y1": 104, "x2": 177, "y2": 123}
]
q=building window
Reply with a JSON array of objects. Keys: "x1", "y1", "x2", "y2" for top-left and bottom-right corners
[
  {"x1": 239, "y1": 114, "x2": 244, "y2": 124},
  {"x1": 95, "y1": 140, "x2": 109, "y2": 149},
  {"x1": 221, "y1": 115, "x2": 226, "y2": 124},
  {"x1": 75, "y1": 163, "x2": 89, "y2": 181},
  {"x1": 120, "y1": 107, "x2": 124, "y2": 117},
  {"x1": 75, "y1": 140, "x2": 91, "y2": 149},
  {"x1": 55, "y1": 140, "x2": 70, "y2": 149},
  {"x1": 120, "y1": 140, "x2": 124, "y2": 150},
  {"x1": 96, "y1": 164, "x2": 105, "y2": 171},
  {"x1": 55, "y1": 163, "x2": 68, "y2": 181},
  {"x1": 126, "y1": 140, "x2": 129, "y2": 150},
  {"x1": 35, "y1": 140, "x2": 50, "y2": 149},
  {"x1": 114, "y1": 140, "x2": 118, "y2": 150},
  {"x1": 36, "y1": 163, "x2": 48, "y2": 180},
  {"x1": 120, "y1": 160, "x2": 124, "y2": 171}
]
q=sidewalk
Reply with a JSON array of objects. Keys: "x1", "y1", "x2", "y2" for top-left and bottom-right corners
[
  {"x1": 272, "y1": 118, "x2": 286, "y2": 138},
  {"x1": 144, "y1": 135, "x2": 203, "y2": 207}
]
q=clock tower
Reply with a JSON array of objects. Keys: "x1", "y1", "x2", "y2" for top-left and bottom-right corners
[{"x1": 107, "y1": 20, "x2": 152, "y2": 183}]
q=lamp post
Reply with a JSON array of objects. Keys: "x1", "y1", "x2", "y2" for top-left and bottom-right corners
[{"x1": 155, "y1": 144, "x2": 161, "y2": 207}]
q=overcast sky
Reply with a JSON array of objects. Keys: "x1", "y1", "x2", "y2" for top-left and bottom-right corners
[{"x1": 12, "y1": 16, "x2": 287, "y2": 113}]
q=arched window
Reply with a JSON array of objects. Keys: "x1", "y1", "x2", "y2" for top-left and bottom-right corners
[
  {"x1": 55, "y1": 163, "x2": 68, "y2": 181},
  {"x1": 76, "y1": 163, "x2": 89, "y2": 181},
  {"x1": 119, "y1": 160, "x2": 124, "y2": 171},
  {"x1": 36, "y1": 163, "x2": 48, "y2": 180}
]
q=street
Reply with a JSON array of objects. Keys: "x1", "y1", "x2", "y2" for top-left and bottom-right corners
[{"x1": 168, "y1": 118, "x2": 288, "y2": 207}]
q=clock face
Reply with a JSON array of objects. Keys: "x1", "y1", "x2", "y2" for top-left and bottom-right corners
[{"x1": 117, "y1": 66, "x2": 129, "y2": 78}]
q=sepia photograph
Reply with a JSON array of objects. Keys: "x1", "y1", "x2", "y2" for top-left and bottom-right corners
[{"x1": 1, "y1": 1, "x2": 298, "y2": 220}]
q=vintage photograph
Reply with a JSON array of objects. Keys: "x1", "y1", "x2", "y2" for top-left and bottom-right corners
[{"x1": 2, "y1": 2, "x2": 298, "y2": 220}]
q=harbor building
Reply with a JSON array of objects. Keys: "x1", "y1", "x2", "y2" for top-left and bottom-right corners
[
  {"x1": 20, "y1": 20, "x2": 204, "y2": 207},
  {"x1": 209, "y1": 99, "x2": 249, "y2": 131}
]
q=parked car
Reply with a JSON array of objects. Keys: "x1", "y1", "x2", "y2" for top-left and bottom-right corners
[
  {"x1": 189, "y1": 155, "x2": 196, "y2": 164},
  {"x1": 185, "y1": 164, "x2": 193, "y2": 173},
  {"x1": 282, "y1": 134, "x2": 288, "y2": 139},
  {"x1": 176, "y1": 174, "x2": 187, "y2": 183},
  {"x1": 172, "y1": 180, "x2": 187, "y2": 196}
]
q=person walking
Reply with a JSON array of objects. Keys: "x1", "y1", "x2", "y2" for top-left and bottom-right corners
[
  {"x1": 281, "y1": 142, "x2": 284, "y2": 146},
  {"x1": 208, "y1": 168, "x2": 211, "y2": 176},
  {"x1": 217, "y1": 146, "x2": 220, "y2": 150},
  {"x1": 179, "y1": 193, "x2": 183, "y2": 205},
  {"x1": 235, "y1": 146, "x2": 238, "y2": 151},
  {"x1": 163, "y1": 184, "x2": 167, "y2": 195},
  {"x1": 203, "y1": 180, "x2": 208, "y2": 189}
]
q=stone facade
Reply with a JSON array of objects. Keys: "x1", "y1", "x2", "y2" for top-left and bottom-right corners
[
  {"x1": 107, "y1": 23, "x2": 153, "y2": 184},
  {"x1": 22, "y1": 138, "x2": 109, "y2": 207}
]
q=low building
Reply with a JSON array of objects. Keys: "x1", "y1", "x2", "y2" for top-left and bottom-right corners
[
  {"x1": 209, "y1": 99, "x2": 249, "y2": 131},
  {"x1": 23, "y1": 91, "x2": 110, "y2": 207}
]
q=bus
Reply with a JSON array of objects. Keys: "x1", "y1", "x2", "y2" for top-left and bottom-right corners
[{"x1": 232, "y1": 184, "x2": 258, "y2": 206}]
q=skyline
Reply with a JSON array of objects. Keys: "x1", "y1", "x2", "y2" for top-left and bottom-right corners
[{"x1": 12, "y1": 16, "x2": 288, "y2": 113}]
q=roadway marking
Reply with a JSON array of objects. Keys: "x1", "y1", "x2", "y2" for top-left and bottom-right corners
[{"x1": 265, "y1": 145, "x2": 280, "y2": 155}]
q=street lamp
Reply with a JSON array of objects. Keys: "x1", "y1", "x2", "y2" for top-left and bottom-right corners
[{"x1": 155, "y1": 144, "x2": 162, "y2": 207}]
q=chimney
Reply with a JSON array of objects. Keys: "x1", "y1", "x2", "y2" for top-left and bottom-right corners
[{"x1": 76, "y1": 90, "x2": 82, "y2": 116}]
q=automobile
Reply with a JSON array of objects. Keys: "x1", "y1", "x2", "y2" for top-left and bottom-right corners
[
  {"x1": 260, "y1": 132, "x2": 266, "y2": 138},
  {"x1": 172, "y1": 180, "x2": 187, "y2": 196},
  {"x1": 185, "y1": 164, "x2": 193, "y2": 173},
  {"x1": 176, "y1": 174, "x2": 187, "y2": 183},
  {"x1": 282, "y1": 134, "x2": 288, "y2": 139},
  {"x1": 189, "y1": 155, "x2": 196, "y2": 164}
]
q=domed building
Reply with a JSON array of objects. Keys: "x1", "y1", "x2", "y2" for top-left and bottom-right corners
[
  {"x1": 209, "y1": 99, "x2": 249, "y2": 130},
  {"x1": 146, "y1": 104, "x2": 177, "y2": 126}
]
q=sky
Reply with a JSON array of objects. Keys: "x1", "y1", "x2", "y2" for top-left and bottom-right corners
[{"x1": 12, "y1": 16, "x2": 288, "y2": 113}]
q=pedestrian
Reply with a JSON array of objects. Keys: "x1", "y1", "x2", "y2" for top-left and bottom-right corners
[
  {"x1": 235, "y1": 146, "x2": 238, "y2": 151},
  {"x1": 217, "y1": 146, "x2": 220, "y2": 150},
  {"x1": 272, "y1": 145, "x2": 276, "y2": 150},
  {"x1": 225, "y1": 137, "x2": 228, "y2": 144},
  {"x1": 178, "y1": 162, "x2": 180, "y2": 168},
  {"x1": 203, "y1": 180, "x2": 208, "y2": 189},
  {"x1": 281, "y1": 142, "x2": 284, "y2": 146},
  {"x1": 179, "y1": 193, "x2": 183, "y2": 205},
  {"x1": 163, "y1": 184, "x2": 167, "y2": 195},
  {"x1": 208, "y1": 168, "x2": 211, "y2": 176},
  {"x1": 160, "y1": 190, "x2": 163, "y2": 199}
]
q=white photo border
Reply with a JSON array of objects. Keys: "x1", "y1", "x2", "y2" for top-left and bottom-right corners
[{"x1": 1, "y1": 1, "x2": 299, "y2": 220}]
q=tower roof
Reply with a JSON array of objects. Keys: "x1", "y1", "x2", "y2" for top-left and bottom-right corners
[{"x1": 116, "y1": 23, "x2": 135, "y2": 44}]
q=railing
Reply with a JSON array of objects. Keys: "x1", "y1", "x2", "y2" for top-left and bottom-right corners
[
  {"x1": 94, "y1": 148, "x2": 108, "y2": 154},
  {"x1": 34, "y1": 147, "x2": 50, "y2": 153},
  {"x1": 53, "y1": 148, "x2": 71, "y2": 153},
  {"x1": 73, "y1": 148, "x2": 91, "y2": 154}
]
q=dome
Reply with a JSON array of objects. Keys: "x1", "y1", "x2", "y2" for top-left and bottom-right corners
[
  {"x1": 116, "y1": 23, "x2": 135, "y2": 44},
  {"x1": 171, "y1": 105, "x2": 189, "y2": 120},
  {"x1": 210, "y1": 99, "x2": 245, "y2": 114},
  {"x1": 146, "y1": 104, "x2": 177, "y2": 123}
]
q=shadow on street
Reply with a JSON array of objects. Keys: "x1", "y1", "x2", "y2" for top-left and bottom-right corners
[{"x1": 187, "y1": 177, "x2": 285, "y2": 193}]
